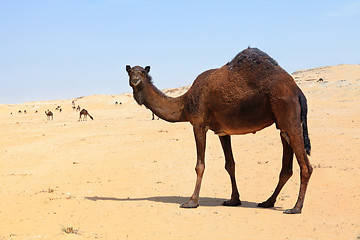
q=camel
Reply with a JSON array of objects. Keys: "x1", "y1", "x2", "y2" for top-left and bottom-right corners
[
  {"x1": 45, "y1": 110, "x2": 53, "y2": 120},
  {"x1": 126, "y1": 47, "x2": 312, "y2": 214},
  {"x1": 78, "y1": 109, "x2": 93, "y2": 121}
]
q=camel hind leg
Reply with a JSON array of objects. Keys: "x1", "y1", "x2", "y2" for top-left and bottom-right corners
[
  {"x1": 283, "y1": 130, "x2": 312, "y2": 214},
  {"x1": 266, "y1": 96, "x2": 312, "y2": 214},
  {"x1": 258, "y1": 132, "x2": 294, "y2": 208}
]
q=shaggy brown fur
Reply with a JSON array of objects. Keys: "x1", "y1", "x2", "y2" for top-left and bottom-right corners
[
  {"x1": 78, "y1": 109, "x2": 93, "y2": 121},
  {"x1": 126, "y1": 47, "x2": 312, "y2": 214}
]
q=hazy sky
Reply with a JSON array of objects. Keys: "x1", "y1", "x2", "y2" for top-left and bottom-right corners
[{"x1": 1, "y1": 0, "x2": 359, "y2": 104}]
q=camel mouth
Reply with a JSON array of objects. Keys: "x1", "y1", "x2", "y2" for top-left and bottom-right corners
[{"x1": 131, "y1": 79, "x2": 141, "y2": 86}]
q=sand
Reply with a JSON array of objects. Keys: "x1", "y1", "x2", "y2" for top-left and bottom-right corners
[{"x1": 0, "y1": 64, "x2": 359, "y2": 240}]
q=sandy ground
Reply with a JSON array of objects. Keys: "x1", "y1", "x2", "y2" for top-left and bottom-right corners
[{"x1": 1, "y1": 64, "x2": 360, "y2": 240}]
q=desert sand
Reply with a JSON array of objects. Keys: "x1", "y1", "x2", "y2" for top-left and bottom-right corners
[{"x1": 1, "y1": 64, "x2": 360, "y2": 240}]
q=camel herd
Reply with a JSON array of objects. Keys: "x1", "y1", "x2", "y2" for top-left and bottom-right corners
[
  {"x1": 12, "y1": 101, "x2": 96, "y2": 122},
  {"x1": 45, "y1": 106, "x2": 94, "y2": 121},
  {"x1": 8, "y1": 47, "x2": 312, "y2": 214},
  {"x1": 13, "y1": 100, "x2": 157, "y2": 121}
]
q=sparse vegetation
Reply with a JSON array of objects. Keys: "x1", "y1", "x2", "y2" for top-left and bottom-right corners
[
  {"x1": 312, "y1": 163, "x2": 332, "y2": 169},
  {"x1": 61, "y1": 226, "x2": 79, "y2": 234}
]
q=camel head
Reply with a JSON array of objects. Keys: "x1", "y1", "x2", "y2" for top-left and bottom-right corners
[{"x1": 126, "y1": 65, "x2": 151, "y2": 105}]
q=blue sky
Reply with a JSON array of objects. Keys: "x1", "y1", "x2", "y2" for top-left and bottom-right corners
[{"x1": 1, "y1": 0, "x2": 359, "y2": 104}]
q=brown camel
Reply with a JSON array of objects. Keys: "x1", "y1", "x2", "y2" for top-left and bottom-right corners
[
  {"x1": 78, "y1": 109, "x2": 93, "y2": 121},
  {"x1": 126, "y1": 47, "x2": 312, "y2": 214},
  {"x1": 45, "y1": 110, "x2": 53, "y2": 120}
]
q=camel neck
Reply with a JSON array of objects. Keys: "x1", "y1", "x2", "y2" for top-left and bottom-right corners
[{"x1": 142, "y1": 83, "x2": 188, "y2": 123}]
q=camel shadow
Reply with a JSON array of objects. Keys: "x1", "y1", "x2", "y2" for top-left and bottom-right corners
[{"x1": 85, "y1": 195, "x2": 284, "y2": 211}]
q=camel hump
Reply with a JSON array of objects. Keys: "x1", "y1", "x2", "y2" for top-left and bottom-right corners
[{"x1": 227, "y1": 48, "x2": 279, "y2": 69}]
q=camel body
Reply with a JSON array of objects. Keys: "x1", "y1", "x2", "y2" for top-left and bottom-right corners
[
  {"x1": 79, "y1": 109, "x2": 93, "y2": 121},
  {"x1": 126, "y1": 48, "x2": 312, "y2": 214},
  {"x1": 45, "y1": 110, "x2": 53, "y2": 120}
]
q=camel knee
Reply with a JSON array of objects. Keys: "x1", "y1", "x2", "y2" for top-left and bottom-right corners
[
  {"x1": 300, "y1": 167, "x2": 312, "y2": 182},
  {"x1": 195, "y1": 164, "x2": 205, "y2": 176},
  {"x1": 309, "y1": 164, "x2": 313, "y2": 175}
]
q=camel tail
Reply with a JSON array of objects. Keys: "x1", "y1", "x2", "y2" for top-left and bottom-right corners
[{"x1": 299, "y1": 92, "x2": 311, "y2": 156}]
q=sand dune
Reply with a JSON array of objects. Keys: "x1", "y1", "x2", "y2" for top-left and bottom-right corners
[{"x1": 1, "y1": 64, "x2": 360, "y2": 239}]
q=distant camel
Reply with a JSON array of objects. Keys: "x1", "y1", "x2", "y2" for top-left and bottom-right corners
[
  {"x1": 126, "y1": 47, "x2": 312, "y2": 214},
  {"x1": 78, "y1": 109, "x2": 93, "y2": 121},
  {"x1": 76, "y1": 105, "x2": 81, "y2": 111},
  {"x1": 55, "y1": 106, "x2": 62, "y2": 112},
  {"x1": 45, "y1": 110, "x2": 53, "y2": 120},
  {"x1": 317, "y1": 78, "x2": 324, "y2": 82},
  {"x1": 18, "y1": 110, "x2": 22, "y2": 114}
]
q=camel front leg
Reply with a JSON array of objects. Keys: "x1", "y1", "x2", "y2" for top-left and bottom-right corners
[{"x1": 180, "y1": 125, "x2": 207, "y2": 208}]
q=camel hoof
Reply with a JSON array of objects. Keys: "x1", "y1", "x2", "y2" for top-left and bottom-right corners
[
  {"x1": 223, "y1": 199, "x2": 241, "y2": 206},
  {"x1": 283, "y1": 207, "x2": 302, "y2": 214},
  {"x1": 180, "y1": 200, "x2": 199, "y2": 208},
  {"x1": 258, "y1": 201, "x2": 275, "y2": 208}
]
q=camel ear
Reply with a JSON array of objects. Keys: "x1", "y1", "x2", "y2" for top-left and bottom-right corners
[
  {"x1": 126, "y1": 65, "x2": 131, "y2": 73},
  {"x1": 145, "y1": 66, "x2": 150, "y2": 73}
]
